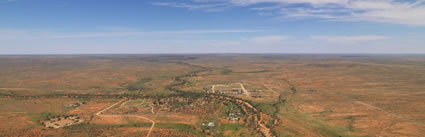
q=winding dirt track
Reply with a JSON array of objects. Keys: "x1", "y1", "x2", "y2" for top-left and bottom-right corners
[{"x1": 96, "y1": 99, "x2": 156, "y2": 137}]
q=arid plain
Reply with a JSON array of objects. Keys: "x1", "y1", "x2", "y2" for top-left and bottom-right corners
[{"x1": 0, "y1": 54, "x2": 424, "y2": 137}]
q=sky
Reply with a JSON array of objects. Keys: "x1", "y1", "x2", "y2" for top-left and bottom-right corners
[{"x1": 1, "y1": 0, "x2": 425, "y2": 54}]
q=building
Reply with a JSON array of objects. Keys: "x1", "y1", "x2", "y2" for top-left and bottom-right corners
[{"x1": 202, "y1": 122, "x2": 215, "y2": 127}]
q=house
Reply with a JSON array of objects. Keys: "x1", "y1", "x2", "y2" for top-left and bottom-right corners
[
  {"x1": 202, "y1": 122, "x2": 215, "y2": 127},
  {"x1": 67, "y1": 102, "x2": 87, "y2": 108},
  {"x1": 309, "y1": 90, "x2": 319, "y2": 94},
  {"x1": 229, "y1": 117, "x2": 239, "y2": 121},
  {"x1": 227, "y1": 113, "x2": 240, "y2": 121},
  {"x1": 208, "y1": 122, "x2": 215, "y2": 127},
  {"x1": 67, "y1": 103, "x2": 80, "y2": 108}
]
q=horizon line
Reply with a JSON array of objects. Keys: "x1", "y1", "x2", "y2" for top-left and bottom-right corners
[{"x1": 1, "y1": 53, "x2": 425, "y2": 56}]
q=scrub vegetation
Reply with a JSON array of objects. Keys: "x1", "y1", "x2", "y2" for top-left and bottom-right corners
[{"x1": 1, "y1": 54, "x2": 425, "y2": 137}]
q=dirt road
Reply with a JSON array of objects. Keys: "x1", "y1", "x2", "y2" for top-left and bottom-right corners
[
  {"x1": 237, "y1": 83, "x2": 250, "y2": 96},
  {"x1": 260, "y1": 81, "x2": 276, "y2": 93},
  {"x1": 96, "y1": 99, "x2": 156, "y2": 137},
  {"x1": 324, "y1": 92, "x2": 425, "y2": 127},
  {"x1": 216, "y1": 95, "x2": 274, "y2": 137}
]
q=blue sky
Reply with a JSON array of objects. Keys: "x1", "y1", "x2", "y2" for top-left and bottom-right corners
[{"x1": 1, "y1": 0, "x2": 425, "y2": 54}]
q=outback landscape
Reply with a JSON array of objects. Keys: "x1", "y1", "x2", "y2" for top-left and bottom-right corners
[{"x1": 0, "y1": 54, "x2": 424, "y2": 137}]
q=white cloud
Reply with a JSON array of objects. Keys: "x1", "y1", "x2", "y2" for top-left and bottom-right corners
[
  {"x1": 153, "y1": 2, "x2": 224, "y2": 9},
  {"x1": 153, "y1": 0, "x2": 425, "y2": 26},
  {"x1": 348, "y1": 0, "x2": 396, "y2": 10},
  {"x1": 275, "y1": 0, "x2": 425, "y2": 26},
  {"x1": 312, "y1": 35, "x2": 388, "y2": 43},
  {"x1": 251, "y1": 5, "x2": 282, "y2": 11},
  {"x1": 152, "y1": 2, "x2": 231, "y2": 11},
  {"x1": 231, "y1": 0, "x2": 349, "y2": 5},
  {"x1": 351, "y1": 1, "x2": 425, "y2": 26},
  {"x1": 0, "y1": 29, "x2": 258, "y2": 40},
  {"x1": 251, "y1": 35, "x2": 288, "y2": 43}
]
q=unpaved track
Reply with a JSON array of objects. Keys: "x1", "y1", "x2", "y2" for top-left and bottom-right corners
[
  {"x1": 325, "y1": 92, "x2": 425, "y2": 127},
  {"x1": 150, "y1": 104, "x2": 154, "y2": 114},
  {"x1": 237, "y1": 83, "x2": 250, "y2": 96},
  {"x1": 213, "y1": 103, "x2": 224, "y2": 115},
  {"x1": 96, "y1": 99, "x2": 155, "y2": 137},
  {"x1": 354, "y1": 100, "x2": 425, "y2": 127},
  {"x1": 216, "y1": 95, "x2": 274, "y2": 137},
  {"x1": 260, "y1": 81, "x2": 276, "y2": 93},
  {"x1": 120, "y1": 100, "x2": 144, "y2": 108},
  {"x1": 170, "y1": 62, "x2": 274, "y2": 137}
]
